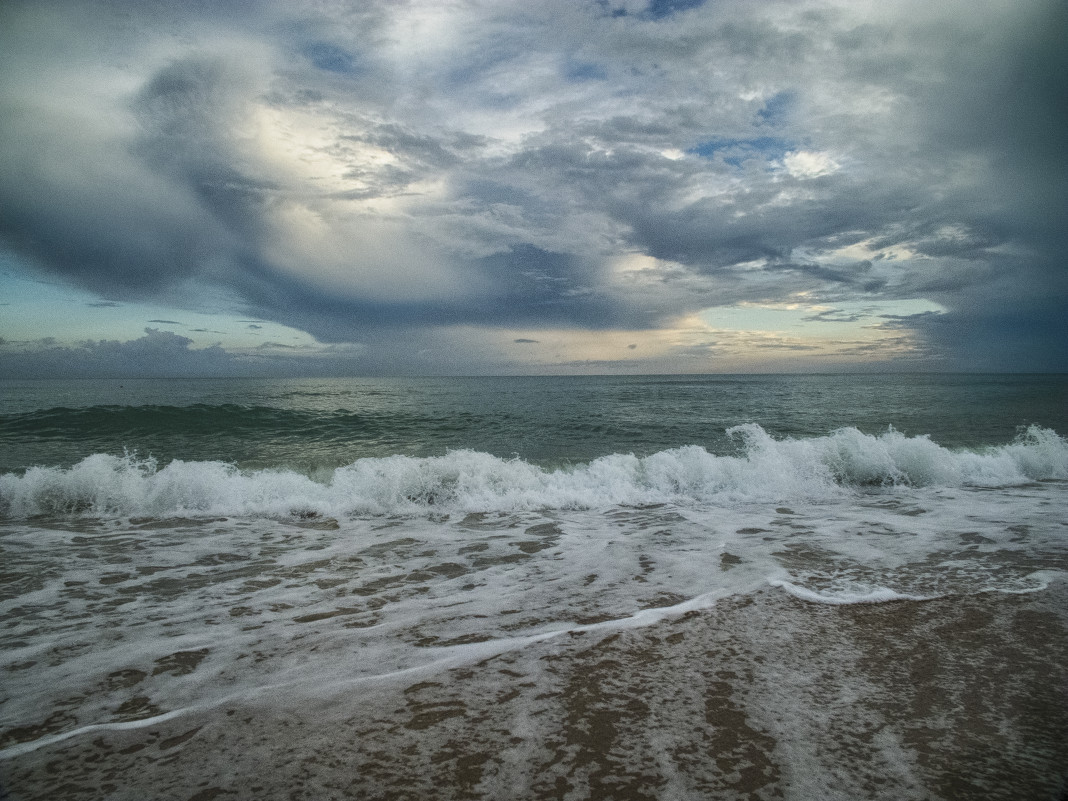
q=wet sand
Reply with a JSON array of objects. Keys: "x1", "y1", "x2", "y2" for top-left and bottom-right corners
[{"x1": 3, "y1": 584, "x2": 1067, "y2": 801}]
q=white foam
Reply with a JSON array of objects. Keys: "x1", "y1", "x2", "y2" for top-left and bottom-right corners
[
  {"x1": 2, "y1": 472, "x2": 1065, "y2": 761},
  {"x1": 0, "y1": 709, "x2": 192, "y2": 761},
  {"x1": 769, "y1": 579, "x2": 938, "y2": 605},
  {"x1": 978, "y1": 571, "x2": 1059, "y2": 595},
  {"x1": 1, "y1": 425, "x2": 1064, "y2": 519}
]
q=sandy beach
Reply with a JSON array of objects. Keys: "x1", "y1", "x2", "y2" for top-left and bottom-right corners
[{"x1": 4, "y1": 582, "x2": 1066, "y2": 801}]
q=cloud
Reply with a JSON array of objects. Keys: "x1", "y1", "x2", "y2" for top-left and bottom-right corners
[
  {"x1": 782, "y1": 151, "x2": 840, "y2": 179},
  {"x1": 803, "y1": 309, "x2": 867, "y2": 324},
  {"x1": 301, "y1": 41, "x2": 361, "y2": 75},
  {"x1": 0, "y1": 329, "x2": 241, "y2": 378},
  {"x1": 0, "y1": 0, "x2": 1064, "y2": 373},
  {"x1": 0, "y1": 328, "x2": 367, "y2": 379}
]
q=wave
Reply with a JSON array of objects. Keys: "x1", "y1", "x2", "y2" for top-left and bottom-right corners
[
  {"x1": 1, "y1": 424, "x2": 1065, "y2": 519},
  {"x1": 0, "y1": 404, "x2": 421, "y2": 441}
]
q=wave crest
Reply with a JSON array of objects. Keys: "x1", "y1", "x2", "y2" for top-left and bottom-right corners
[{"x1": 2, "y1": 425, "x2": 1064, "y2": 519}]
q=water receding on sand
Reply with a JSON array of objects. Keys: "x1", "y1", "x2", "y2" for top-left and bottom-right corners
[{"x1": 2, "y1": 477, "x2": 1067, "y2": 799}]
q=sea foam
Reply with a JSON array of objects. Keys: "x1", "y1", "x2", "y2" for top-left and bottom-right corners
[
  {"x1": 769, "y1": 579, "x2": 938, "y2": 605},
  {"x1": 1, "y1": 425, "x2": 1064, "y2": 519}
]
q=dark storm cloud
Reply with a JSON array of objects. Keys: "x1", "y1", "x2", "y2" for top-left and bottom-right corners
[
  {"x1": 0, "y1": 36, "x2": 249, "y2": 297},
  {"x1": 231, "y1": 244, "x2": 632, "y2": 344},
  {"x1": 0, "y1": 0, "x2": 1064, "y2": 372},
  {"x1": 470, "y1": 245, "x2": 623, "y2": 327},
  {"x1": 904, "y1": 268, "x2": 1068, "y2": 372},
  {"x1": 906, "y1": 3, "x2": 1068, "y2": 364},
  {"x1": 0, "y1": 100, "x2": 234, "y2": 298},
  {"x1": 131, "y1": 57, "x2": 278, "y2": 242}
]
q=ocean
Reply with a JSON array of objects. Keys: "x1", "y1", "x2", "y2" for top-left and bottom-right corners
[{"x1": 1, "y1": 373, "x2": 1066, "y2": 800}]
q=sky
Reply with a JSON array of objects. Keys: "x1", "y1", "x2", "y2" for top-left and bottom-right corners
[{"x1": 0, "y1": 0, "x2": 1065, "y2": 378}]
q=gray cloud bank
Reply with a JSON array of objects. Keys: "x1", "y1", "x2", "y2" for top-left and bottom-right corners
[
  {"x1": 0, "y1": 329, "x2": 367, "y2": 379},
  {"x1": 0, "y1": 0, "x2": 1064, "y2": 373}
]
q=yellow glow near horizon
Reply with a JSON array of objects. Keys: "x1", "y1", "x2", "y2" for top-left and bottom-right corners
[{"x1": 476, "y1": 297, "x2": 944, "y2": 371}]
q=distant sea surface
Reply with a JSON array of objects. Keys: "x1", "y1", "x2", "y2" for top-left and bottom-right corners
[{"x1": 2, "y1": 374, "x2": 1067, "y2": 800}]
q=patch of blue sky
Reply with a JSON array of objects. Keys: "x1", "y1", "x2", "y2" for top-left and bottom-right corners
[
  {"x1": 564, "y1": 59, "x2": 608, "y2": 82},
  {"x1": 757, "y1": 91, "x2": 796, "y2": 126},
  {"x1": 689, "y1": 136, "x2": 794, "y2": 167},
  {"x1": 301, "y1": 41, "x2": 361, "y2": 75},
  {"x1": 644, "y1": 0, "x2": 708, "y2": 21},
  {"x1": 0, "y1": 254, "x2": 312, "y2": 349},
  {"x1": 595, "y1": 0, "x2": 706, "y2": 20}
]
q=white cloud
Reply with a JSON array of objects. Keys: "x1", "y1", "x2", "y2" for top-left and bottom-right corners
[{"x1": 782, "y1": 151, "x2": 840, "y2": 179}]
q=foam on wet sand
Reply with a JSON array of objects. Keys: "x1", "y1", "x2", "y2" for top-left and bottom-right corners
[{"x1": 3, "y1": 583, "x2": 1066, "y2": 801}]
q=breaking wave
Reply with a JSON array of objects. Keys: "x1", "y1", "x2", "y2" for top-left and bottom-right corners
[{"x1": 2, "y1": 424, "x2": 1065, "y2": 519}]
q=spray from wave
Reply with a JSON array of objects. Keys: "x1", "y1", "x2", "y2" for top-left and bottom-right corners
[{"x1": 2, "y1": 424, "x2": 1065, "y2": 519}]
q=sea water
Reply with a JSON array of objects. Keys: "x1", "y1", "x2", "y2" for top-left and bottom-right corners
[{"x1": 1, "y1": 374, "x2": 1066, "y2": 799}]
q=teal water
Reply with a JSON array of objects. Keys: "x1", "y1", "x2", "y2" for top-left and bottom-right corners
[{"x1": 2, "y1": 374, "x2": 1065, "y2": 473}]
